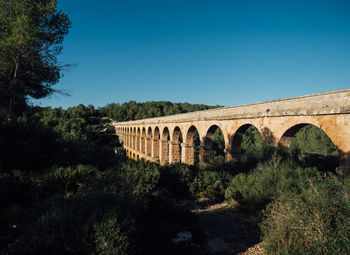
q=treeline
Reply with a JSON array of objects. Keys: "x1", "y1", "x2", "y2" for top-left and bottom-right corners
[{"x1": 98, "y1": 101, "x2": 220, "y2": 121}]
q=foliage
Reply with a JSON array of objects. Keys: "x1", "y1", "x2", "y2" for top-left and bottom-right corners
[
  {"x1": 0, "y1": 119, "x2": 60, "y2": 171},
  {"x1": 158, "y1": 164, "x2": 197, "y2": 198},
  {"x1": 225, "y1": 153, "x2": 320, "y2": 211},
  {"x1": 29, "y1": 104, "x2": 97, "y2": 141},
  {"x1": 0, "y1": 0, "x2": 71, "y2": 120},
  {"x1": 241, "y1": 126, "x2": 264, "y2": 154},
  {"x1": 189, "y1": 170, "x2": 228, "y2": 201},
  {"x1": 290, "y1": 125, "x2": 338, "y2": 157},
  {"x1": 10, "y1": 193, "x2": 135, "y2": 255},
  {"x1": 99, "y1": 101, "x2": 220, "y2": 121},
  {"x1": 40, "y1": 165, "x2": 95, "y2": 197},
  {"x1": 212, "y1": 128, "x2": 225, "y2": 158},
  {"x1": 290, "y1": 125, "x2": 339, "y2": 171},
  {"x1": 261, "y1": 176, "x2": 350, "y2": 255}
]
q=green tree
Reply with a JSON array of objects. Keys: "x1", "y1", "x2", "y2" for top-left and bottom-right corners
[{"x1": 0, "y1": 0, "x2": 71, "y2": 121}]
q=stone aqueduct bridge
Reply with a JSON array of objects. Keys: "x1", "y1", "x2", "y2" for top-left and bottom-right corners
[{"x1": 112, "y1": 89, "x2": 350, "y2": 174}]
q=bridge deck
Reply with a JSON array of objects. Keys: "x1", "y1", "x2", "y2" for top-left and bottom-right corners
[{"x1": 114, "y1": 89, "x2": 350, "y2": 125}]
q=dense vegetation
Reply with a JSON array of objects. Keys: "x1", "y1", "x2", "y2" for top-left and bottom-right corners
[
  {"x1": 99, "y1": 101, "x2": 219, "y2": 121},
  {"x1": 0, "y1": 104, "x2": 205, "y2": 254},
  {"x1": 1, "y1": 102, "x2": 349, "y2": 255},
  {"x1": 0, "y1": 0, "x2": 71, "y2": 121}
]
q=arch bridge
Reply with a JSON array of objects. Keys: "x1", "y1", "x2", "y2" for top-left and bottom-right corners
[{"x1": 112, "y1": 89, "x2": 350, "y2": 174}]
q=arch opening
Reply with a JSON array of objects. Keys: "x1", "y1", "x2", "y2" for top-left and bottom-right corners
[
  {"x1": 160, "y1": 127, "x2": 170, "y2": 164},
  {"x1": 230, "y1": 124, "x2": 264, "y2": 163},
  {"x1": 146, "y1": 127, "x2": 153, "y2": 157},
  {"x1": 141, "y1": 127, "x2": 146, "y2": 154},
  {"x1": 184, "y1": 125, "x2": 200, "y2": 165},
  {"x1": 281, "y1": 124, "x2": 339, "y2": 172},
  {"x1": 136, "y1": 128, "x2": 141, "y2": 151},
  {"x1": 170, "y1": 127, "x2": 183, "y2": 164},
  {"x1": 125, "y1": 128, "x2": 130, "y2": 148},
  {"x1": 153, "y1": 127, "x2": 160, "y2": 160},
  {"x1": 132, "y1": 127, "x2": 136, "y2": 150},
  {"x1": 201, "y1": 125, "x2": 225, "y2": 164}
]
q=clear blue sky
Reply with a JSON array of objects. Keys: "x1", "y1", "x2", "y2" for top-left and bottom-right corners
[{"x1": 34, "y1": 0, "x2": 350, "y2": 108}]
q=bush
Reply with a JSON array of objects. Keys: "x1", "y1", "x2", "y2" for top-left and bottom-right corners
[
  {"x1": 261, "y1": 176, "x2": 350, "y2": 255},
  {"x1": 0, "y1": 170, "x2": 32, "y2": 205},
  {"x1": 225, "y1": 154, "x2": 320, "y2": 211},
  {"x1": 10, "y1": 193, "x2": 135, "y2": 255},
  {"x1": 0, "y1": 121, "x2": 59, "y2": 172},
  {"x1": 190, "y1": 168, "x2": 232, "y2": 201},
  {"x1": 94, "y1": 216, "x2": 131, "y2": 255},
  {"x1": 40, "y1": 165, "x2": 95, "y2": 196},
  {"x1": 79, "y1": 160, "x2": 160, "y2": 201},
  {"x1": 158, "y1": 164, "x2": 197, "y2": 198}
]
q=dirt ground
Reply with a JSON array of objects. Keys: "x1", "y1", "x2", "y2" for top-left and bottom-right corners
[{"x1": 189, "y1": 201, "x2": 264, "y2": 255}]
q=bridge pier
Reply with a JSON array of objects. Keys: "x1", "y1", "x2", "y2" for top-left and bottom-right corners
[
  {"x1": 152, "y1": 138, "x2": 159, "y2": 160},
  {"x1": 137, "y1": 135, "x2": 141, "y2": 151},
  {"x1": 145, "y1": 137, "x2": 152, "y2": 156},
  {"x1": 200, "y1": 146, "x2": 214, "y2": 164},
  {"x1": 159, "y1": 139, "x2": 169, "y2": 165},
  {"x1": 336, "y1": 152, "x2": 350, "y2": 176},
  {"x1": 224, "y1": 148, "x2": 240, "y2": 162},
  {"x1": 169, "y1": 142, "x2": 181, "y2": 164},
  {"x1": 141, "y1": 136, "x2": 145, "y2": 154},
  {"x1": 181, "y1": 143, "x2": 195, "y2": 165}
]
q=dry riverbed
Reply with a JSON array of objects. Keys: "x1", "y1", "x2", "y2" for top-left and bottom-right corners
[{"x1": 186, "y1": 200, "x2": 263, "y2": 255}]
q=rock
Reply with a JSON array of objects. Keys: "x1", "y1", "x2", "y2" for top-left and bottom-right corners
[
  {"x1": 206, "y1": 237, "x2": 230, "y2": 254},
  {"x1": 171, "y1": 231, "x2": 193, "y2": 244}
]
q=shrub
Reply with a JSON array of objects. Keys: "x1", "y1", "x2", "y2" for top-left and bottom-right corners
[
  {"x1": 94, "y1": 216, "x2": 131, "y2": 255},
  {"x1": 189, "y1": 169, "x2": 232, "y2": 201},
  {"x1": 40, "y1": 165, "x2": 95, "y2": 196},
  {"x1": 158, "y1": 164, "x2": 197, "y2": 198},
  {"x1": 79, "y1": 160, "x2": 160, "y2": 202},
  {"x1": 0, "y1": 170, "x2": 32, "y2": 205},
  {"x1": 261, "y1": 176, "x2": 350, "y2": 255},
  {"x1": 10, "y1": 193, "x2": 135, "y2": 255},
  {"x1": 225, "y1": 154, "x2": 320, "y2": 211}
]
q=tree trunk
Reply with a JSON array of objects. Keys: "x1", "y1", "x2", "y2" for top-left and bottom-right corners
[
  {"x1": 8, "y1": 58, "x2": 19, "y2": 123},
  {"x1": 7, "y1": 91, "x2": 14, "y2": 123}
]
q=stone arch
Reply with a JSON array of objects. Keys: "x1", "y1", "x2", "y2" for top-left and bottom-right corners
[
  {"x1": 128, "y1": 127, "x2": 131, "y2": 148},
  {"x1": 127, "y1": 128, "x2": 130, "y2": 148},
  {"x1": 153, "y1": 127, "x2": 160, "y2": 160},
  {"x1": 229, "y1": 124, "x2": 263, "y2": 161},
  {"x1": 279, "y1": 123, "x2": 308, "y2": 150},
  {"x1": 170, "y1": 126, "x2": 183, "y2": 164},
  {"x1": 141, "y1": 127, "x2": 146, "y2": 154},
  {"x1": 279, "y1": 123, "x2": 339, "y2": 171},
  {"x1": 146, "y1": 127, "x2": 153, "y2": 156},
  {"x1": 132, "y1": 127, "x2": 136, "y2": 150},
  {"x1": 136, "y1": 127, "x2": 141, "y2": 151},
  {"x1": 183, "y1": 125, "x2": 200, "y2": 165},
  {"x1": 201, "y1": 125, "x2": 225, "y2": 164},
  {"x1": 172, "y1": 126, "x2": 183, "y2": 143},
  {"x1": 124, "y1": 128, "x2": 127, "y2": 147},
  {"x1": 160, "y1": 127, "x2": 170, "y2": 164}
]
